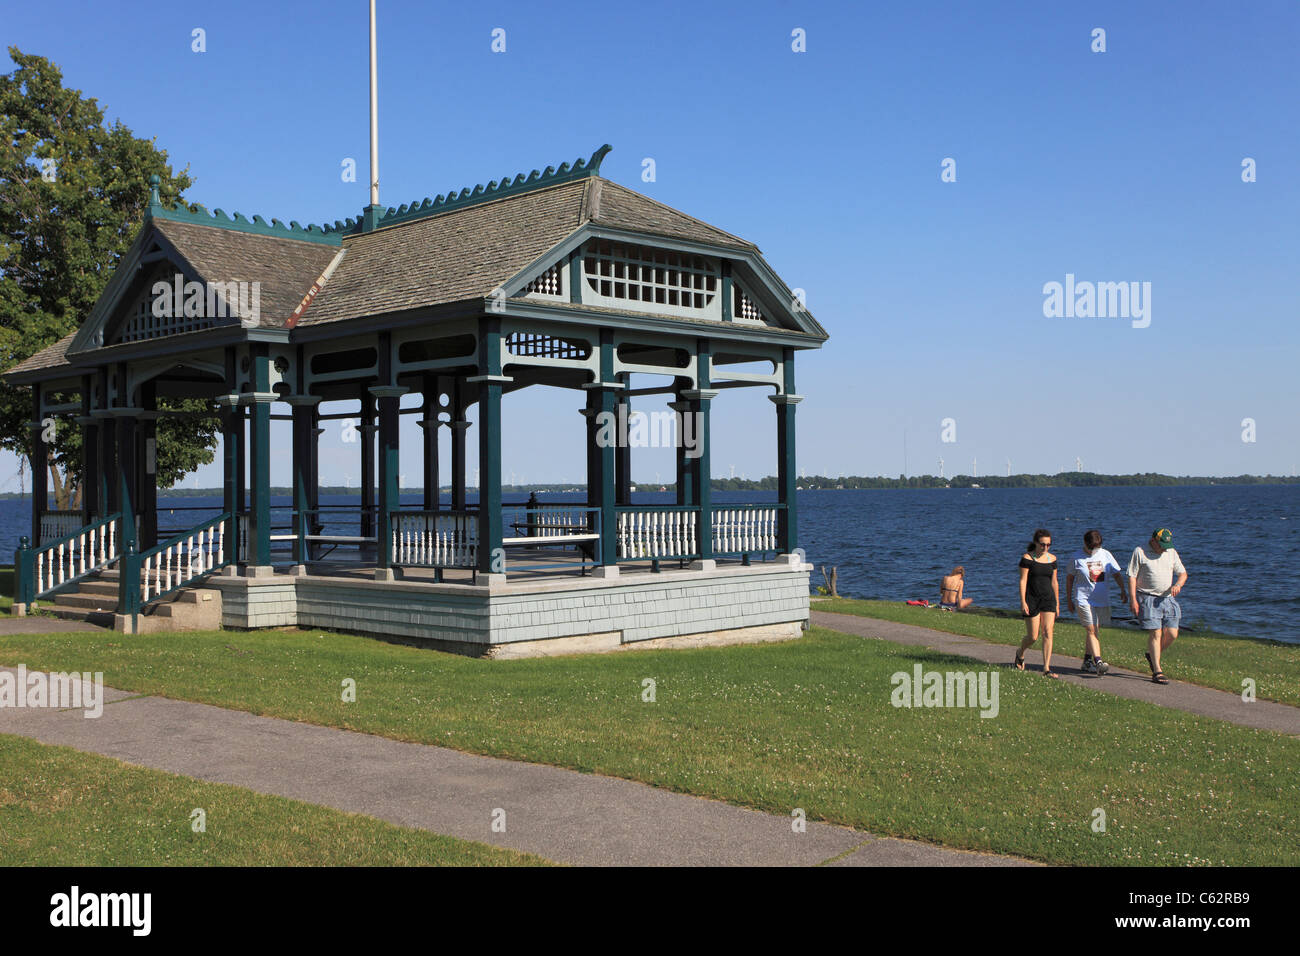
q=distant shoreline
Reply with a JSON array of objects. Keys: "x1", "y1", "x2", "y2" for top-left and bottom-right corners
[{"x1": 2, "y1": 473, "x2": 1297, "y2": 499}]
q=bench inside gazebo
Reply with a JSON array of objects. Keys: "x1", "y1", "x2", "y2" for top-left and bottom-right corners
[{"x1": 6, "y1": 146, "x2": 827, "y2": 656}]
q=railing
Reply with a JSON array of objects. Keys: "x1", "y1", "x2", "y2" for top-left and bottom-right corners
[
  {"x1": 393, "y1": 510, "x2": 478, "y2": 568},
  {"x1": 614, "y1": 503, "x2": 786, "y2": 562},
  {"x1": 616, "y1": 506, "x2": 699, "y2": 560},
  {"x1": 121, "y1": 513, "x2": 232, "y2": 622},
  {"x1": 712, "y1": 504, "x2": 782, "y2": 556},
  {"x1": 13, "y1": 512, "x2": 123, "y2": 606},
  {"x1": 40, "y1": 510, "x2": 85, "y2": 543},
  {"x1": 501, "y1": 503, "x2": 600, "y2": 571}
]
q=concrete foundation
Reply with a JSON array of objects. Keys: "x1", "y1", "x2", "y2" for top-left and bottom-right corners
[{"x1": 210, "y1": 561, "x2": 811, "y2": 658}]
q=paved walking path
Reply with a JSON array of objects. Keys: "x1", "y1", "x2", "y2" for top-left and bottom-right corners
[
  {"x1": 812, "y1": 611, "x2": 1300, "y2": 736},
  {"x1": 0, "y1": 667, "x2": 1034, "y2": 867}
]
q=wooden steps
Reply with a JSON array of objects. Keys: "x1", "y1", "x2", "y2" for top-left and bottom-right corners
[{"x1": 39, "y1": 569, "x2": 222, "y2": 633}]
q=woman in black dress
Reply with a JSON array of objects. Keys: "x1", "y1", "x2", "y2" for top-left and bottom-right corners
[{"x1": 1015, "y1": 528, "x2": 1060, "y2": 678}]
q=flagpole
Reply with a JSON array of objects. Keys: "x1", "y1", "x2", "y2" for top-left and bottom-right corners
[{"x1": 369, "y1": 0, "x2": 379, "y2": 209}]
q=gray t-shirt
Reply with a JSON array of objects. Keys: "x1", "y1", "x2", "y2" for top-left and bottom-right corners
[{"x1": 1127, "y1": 546, "x2": 1186, "y2": 597}]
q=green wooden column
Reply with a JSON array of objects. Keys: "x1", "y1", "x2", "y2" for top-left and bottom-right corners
[
  {"x1": 373, "y1": 331, "x2": 407, "y2": 576},
  {"x1": 78, "y1": 376, "x2": 100, "y2": 524},
  {"x1": 420, "y1": 373, "x2": 439, "y2": 511},
  {"x1": 671, "y1": 387, "x2": 693, "y2": 508},
  {"x1": 247, "y1": 345, "x2": 273, "y2": 571},
  {"x1": 289, "y1": 396, "x2": 319, "y2": 569},
  {"x1": 615, "y1": 373, "x2": 632, "y2": 505},
  {"x1": 451, "y1": 378, "x2": 468, "y2": 511},
  {"x1": 29, "y1": 383, "x2": 47, "y2": 546},
  {"x1": 685, "y1": 340, "x2": 717, "y2": 564},
  {"x1": 309, "y1": 406, "x2": 322, "y2": 558},
  {"x1": 586, "y1": 330, "x2": 619, "y2": 569},
  {"x1": 472, "y1": 319, "x2": 506, "y2": 577},
  {"x1": 113, "y1": 379, "x2": 142, "y2": 617},
  {"x1": 772, "y1": 348, "x2": 802, "y2": 554},
  {"x1": 359, "y1": 388, "x2": 376, "y2": 541},
  {"x1": 221, "y1": 347, "x2": 241, "y2": 563},
  {"x1": 97, "y1": 368, "x2": 114, "y2": 516},
  {"x1": 138, "y1": 381, "x2": 158, "y2": 550}
]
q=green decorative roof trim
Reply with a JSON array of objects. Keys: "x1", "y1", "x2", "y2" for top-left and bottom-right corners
[
  {"x1": 364, "y1": 144, "x2": 612, "y2": 232},
  {"x1": 142, "y1": 145, "x2": 611, "y2": 243},
  {"x1": 147, "y1": 175, "x2": 344, "y2": 245}
]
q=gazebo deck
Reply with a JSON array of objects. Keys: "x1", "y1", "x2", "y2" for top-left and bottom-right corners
[{"x1": 209, "y1": 553, "x2": 811, "y2": 658}]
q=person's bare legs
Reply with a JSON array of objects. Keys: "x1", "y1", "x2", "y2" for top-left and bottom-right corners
[
  {"x1": 1085, "y1": 625, "x2": 1101, "y2": 660},
  {"x1": 1041, "y1": 611, "x2": 1056, "y2": 672},
  {"x1": 1147, "y1": 629, "x2": 1163, "y2": 673},
  {"x1": 1161, "y1": 627, "x2": 1178, "y2": 652},
  {"x1": 1018, "y1": 615, "x2": 1039, "y2": 668},
  {"x1": 959, "y1": 597, "x2": 973, "y2": 610}
]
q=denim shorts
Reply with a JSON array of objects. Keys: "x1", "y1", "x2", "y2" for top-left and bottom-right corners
[{"x1": 1138, "y1": 593, "x2": 1181, "y2": 631}]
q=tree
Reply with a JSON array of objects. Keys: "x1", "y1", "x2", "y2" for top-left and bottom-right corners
[{"x1": 0, "y1": 47, "x2": 214, "y2": 506}]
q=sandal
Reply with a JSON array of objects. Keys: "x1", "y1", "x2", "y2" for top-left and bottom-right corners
[
  {"x1": 1144, "y1": 651, "x2": 1168, "y2": 684},
  {"x1": 1043, "y1": 669, "x2": 1060, "y2": 680},
  {"x1": 1014, "y1": 652, "x2": 1025, "y2": 671}
]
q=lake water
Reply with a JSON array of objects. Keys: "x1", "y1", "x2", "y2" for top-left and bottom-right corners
[{"x1": 5, "y1": 484, "x2": 1296, "y2": 642}]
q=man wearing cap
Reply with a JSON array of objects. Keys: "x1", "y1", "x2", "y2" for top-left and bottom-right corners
[{"x1": 1127, "y1": 529, "x2": 1188, "y2": 685}]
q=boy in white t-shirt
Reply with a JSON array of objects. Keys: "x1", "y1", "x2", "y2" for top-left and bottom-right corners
[{"x1": 1065, "y1": 529, "x2": 1125, "y2": 675}]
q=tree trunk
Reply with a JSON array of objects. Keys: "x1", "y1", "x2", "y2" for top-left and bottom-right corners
[
  {"x1": 821, "y1": 565, "x2": 839, "y2": 599},
  {"x1": 48, "y1": 453, "x2": 72, "y2": 510}
]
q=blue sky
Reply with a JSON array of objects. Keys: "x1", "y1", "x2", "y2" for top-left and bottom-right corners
[{"x1": 3, "y1": 0, "x2": 1298, "y2": 489}]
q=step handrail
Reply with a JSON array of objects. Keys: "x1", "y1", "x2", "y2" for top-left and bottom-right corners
[
  {"x1": 121, "y1": 513, "x2": 232, "y2": 627},
  {"x1": 13, "y1": 512, "x2": 124, "y2": 606}
]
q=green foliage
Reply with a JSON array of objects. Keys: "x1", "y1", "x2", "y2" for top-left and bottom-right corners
[{"x1": 0, "y1": 47, "x2": 199, "y2": 499}]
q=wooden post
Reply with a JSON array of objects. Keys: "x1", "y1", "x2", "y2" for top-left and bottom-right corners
[
  {"x1": 98, "y1": 367, "x2": 115, "y2": 516},
  {"x1": 773, "y1": 348, "x2": 801, "y2": 554},
  {"x1": 592, "y1": 331, "x2": 618, "y2": 568},
  {"x1": 421, "y1": 373, "x2": 439, "y2": 511},
  {"x1": 473, "y1": 320, "x2": 504, "y2": 576},
  {"x1": 359, "y1": 388, "x2": 376, "y2": 541},
  {"x1": 451, "y1": 377, "x2": 468, "y2": 511},
  {"x1": 222, "y1": 347, "x2": 242, "y2": 563},
  {"x1": 615, "y1": 372, "x2": 632, "y2": 506},
  {"x1": 686, "y1": 339, "x2": 716, "y2": 564},
  {"x1": 29, "y1": 383, "x2": 47, "y2": 546},
  {"x1": 138, "y1": 380, "x2": 158, "y2": 550},
  {"x1": 373, "y1": 331, "x2": 406, "y2": 575},
  {"x1": 79, "y1": 376, "x2": 100, "y2": 524},
  {"x1": 247, "y1": 345, "x2": 273, "y2": 570}
]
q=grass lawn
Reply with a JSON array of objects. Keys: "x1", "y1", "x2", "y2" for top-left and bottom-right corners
[
  {"x1": 816, "y1": 598, "x2": 1300, "y2": 708},
  {"x1": 0, "y1": 734, "x2": 548, "y2": 866},
  {"x1": 0, "y1": 566, "x2": 12, "y2": 612},
  {"x1": 0, "y1": 626, "x2": 1295, "y2": 865}
]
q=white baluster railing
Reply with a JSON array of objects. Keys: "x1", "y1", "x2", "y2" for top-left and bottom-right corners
[
  {"x1": 392, "y1": 512, "x2": 478, "y2": 568},
  {"x1": 29, "y1": 514, "x2": 120, "y2": 599}
]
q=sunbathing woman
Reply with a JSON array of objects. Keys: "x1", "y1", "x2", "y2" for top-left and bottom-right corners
[{"x1": 940, "y1": 566, "x2": 974, "y2": 611}]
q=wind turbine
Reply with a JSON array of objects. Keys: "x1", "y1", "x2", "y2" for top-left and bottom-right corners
[
  {"x1": 972, "y1": 457, "x2": 977, "y2": 479},
  {"x1": 938, "y1": 457, "x2": 944, "y2": 479}
]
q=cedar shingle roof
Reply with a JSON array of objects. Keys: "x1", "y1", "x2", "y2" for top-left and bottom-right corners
[
  {"x1": 152, "y1": 219, "x2": 341, "y2": 328},
  {"x1": 303, "y1": 179, "x2": 588, "y2": 326},
  {"x1": 5, "y1": 331, "x2": 77, "y2": 377},
  {"x1": 3, "y1": 152, "x2": 801, "y2": 384},
  {"x1": 588, "y1": 179, "x2": 755, "y2": 251}
]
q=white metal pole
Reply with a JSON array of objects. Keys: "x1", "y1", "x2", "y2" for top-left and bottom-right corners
[{"x1": 369, "y1": 0, "x2": 379, "y2": 207}]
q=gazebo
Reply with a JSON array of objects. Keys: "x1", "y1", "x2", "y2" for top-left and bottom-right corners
[{"x1": 7, "y1": 146, "x2": 828, "y2": 656}]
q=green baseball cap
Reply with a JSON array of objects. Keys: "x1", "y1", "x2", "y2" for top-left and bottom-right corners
[{"x1": 1153, "y1": 528, "x2": 1173, "y2": 547}]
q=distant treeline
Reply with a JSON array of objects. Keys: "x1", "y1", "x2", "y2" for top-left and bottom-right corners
[
  {"x1": 3, "y1": 472, "x2": 1297, "y2": 500},
  {"x1": 766, "y1": 472, "x2": 1300, "y2": 490}
]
